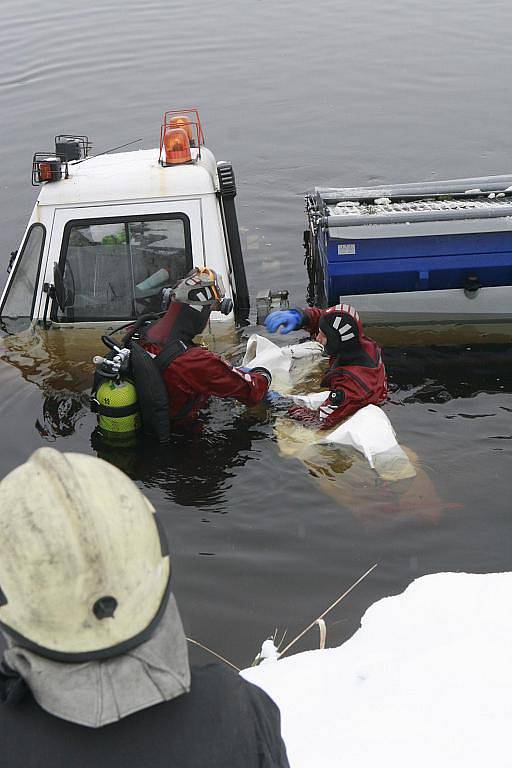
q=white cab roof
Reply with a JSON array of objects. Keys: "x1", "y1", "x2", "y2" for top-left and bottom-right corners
[{"x1": 36, "y1": 147, "x2": 219, "y2": 206}]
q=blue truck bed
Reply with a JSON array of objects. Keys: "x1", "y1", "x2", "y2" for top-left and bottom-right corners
[{"x1": 305, "y1": 175, "x2": 512, "y2": 321}]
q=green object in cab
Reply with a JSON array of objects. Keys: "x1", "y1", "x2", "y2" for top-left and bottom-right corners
[{"x1": 102, "y1": 232, "x2": 127, "y2": 245}]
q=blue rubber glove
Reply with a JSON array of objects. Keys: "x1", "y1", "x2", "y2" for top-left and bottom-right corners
[
  {"x1": 265, "y1": 390, "x2": 289, "y2": 406},
  {"x1": 264, "y1": 309, "x2": 302, "y2": 334}
]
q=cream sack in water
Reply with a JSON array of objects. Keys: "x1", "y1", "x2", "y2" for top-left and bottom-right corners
[
  {"x1": 293, "y1": 398, "x2": 416, "y2": 481},
  {"x1": 242, "y1": 334, "x2": 324, "y2": 393},
  {"x1": 242, "y1": 335, "x2": 415, "y2": 481}
]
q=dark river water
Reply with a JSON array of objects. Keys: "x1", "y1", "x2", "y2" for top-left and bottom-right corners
[{"x1": 1, "y1": 0, "x2": 511, "y2": 668}]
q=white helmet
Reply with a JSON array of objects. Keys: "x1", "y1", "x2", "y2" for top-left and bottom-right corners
[
  {"x1": 171, "y1": 267, "x2": 233, "y2": 315},
  {"x1": 0, "y1": 448, "x2": 171, "y2": 661},
  {"x1": 172, "y1": 267, "x2": 226, "y2": 307}
]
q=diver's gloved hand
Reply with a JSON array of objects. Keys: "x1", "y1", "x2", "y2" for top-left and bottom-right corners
[
  {"x1": 237, "y1": 366, "x2": 272, "y2": 387},
  {"x1": 264, "y1": 390, "x2": 291, "y2": 406},
  {"x1": 264, "y1": 309, "x2": 303, "y2": 334},
  {"x1": 250, "y1": 366, "x2": 272, "y2": 386}
]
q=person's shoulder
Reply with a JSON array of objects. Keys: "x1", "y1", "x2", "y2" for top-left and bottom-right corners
[
  {"x1": 190, "y1": 663, "x2": 275, "y2": 707},
  {"x1": 186, "y1": 663, "x2": 256, "y2": 715},
  {"x1": 192, "y1": 661, "x2": 238, "y2": 679},
  {"x1": 191, "y1": 662, "x2": 245, "y2": 690},
  {"x1": 182, "y1": 665, "x2": 290, "y2": 766}
]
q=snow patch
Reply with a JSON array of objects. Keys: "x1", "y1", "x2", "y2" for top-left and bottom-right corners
[{"x1": 242, "y1": 572, "x2": 512, "y2": 768}]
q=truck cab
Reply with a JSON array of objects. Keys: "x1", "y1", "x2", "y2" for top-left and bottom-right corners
[{"x1": 0, "y1": 109, "x2": 249, "y2": 335}]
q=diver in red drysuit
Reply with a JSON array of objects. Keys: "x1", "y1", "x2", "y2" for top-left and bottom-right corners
[
  {"x1": 140, "y1": 268, "x2": 271, "y2": 426},
  {"x1": 264, "y1": 303, "x2": 387, "y2": 430}
]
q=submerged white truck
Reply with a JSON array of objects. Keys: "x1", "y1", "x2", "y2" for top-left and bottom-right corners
[
  {"x1": 7, "y1": 105, "x2": 507, "y2": 339},
  {"x1": 0, "y1": 109, "x2": 255, "y2": 335}
]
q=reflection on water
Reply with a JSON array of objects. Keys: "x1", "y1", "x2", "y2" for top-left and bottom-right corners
[
  {"x1": 0, "y1": 324, "x2": 271, "y2": 511},
  {"x1": 36, "y1": 393, "x2": 86, "y2": 439},
  {"x1": 92, "y1": 406, "x2": 270, "y2": 512},
  {"x1": 0, "y1": 326, "x2": 96, "y2": 392},
  {"x1": 366, "y1": 322, "x2": 512, "y2": 348},
  {"x1": 2, "y1": 327, "x2": 510, "y2": 517},
  {"x1": 274, "y1": 417, "x2": 456, "y2": 528},
  {"x1": 385, "y1": 344, "x2": 512, "y2": 402},
  {"x1": 0, "y1": 322, "x2": 245, "y2": 436},
  {"x1": 0, "y1": 327, "x2": 103, "y2": 443}
]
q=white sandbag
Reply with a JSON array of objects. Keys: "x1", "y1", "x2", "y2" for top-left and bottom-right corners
[
  {"x1": 289, "y1": 391, "x2": 327, "y2": 410},
  {"x1": 242, "y1": 334, "x2": 324, "y2": 393},
  {"x1": 290, "y1": 395, "x2": 398, "y2": 456},
  {"x1": 372, "y1": 444, "x2": 417, "y2": 481},
  {"x1": 286, "y1": 398, "x2": 417, "y2": 480},
  {"x1": 318, "y1": 404, "x2": 397, "y2": 465},
  {"x1": 318, "y1": 404, "x2": 416, "y2": 479}
]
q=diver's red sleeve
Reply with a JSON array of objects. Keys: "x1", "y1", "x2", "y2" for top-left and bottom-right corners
[
  {"x1": 175, "y1": 347, "x2": 270, "y2": 406},
  {"x1": 286, "y1": 362, "x2": 388, "y2": 431},
  {"x1": 287, "y1": 397, "x2": 366, "y2": 430}
]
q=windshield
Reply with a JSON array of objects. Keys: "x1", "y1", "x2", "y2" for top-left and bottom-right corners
[
  {"x1": 55, "y1": 214, "x2": 192, "y2": 321},
  {"x1": 0, "y1": 224, "x2": 46, "y2": 333}
]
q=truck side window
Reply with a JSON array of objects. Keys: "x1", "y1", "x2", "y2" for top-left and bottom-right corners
[
  {"x1": 57, "y1": 215, "x2": 191, "y2": 321},
  {"x1": 0, "y1": 224, "x2": 45, "y2": 331}
]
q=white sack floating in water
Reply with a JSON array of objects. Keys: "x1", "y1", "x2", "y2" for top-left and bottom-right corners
[
  {"x1": 293, "y1": 400, "x2": 416, "y2": 480},
  {"x1": 290, "y1": 394, "x2": 399, "y2": 462},
  {"x1": 304, "y1": 401, "x2": 417, "y2": 481},
  {"x1": 241, "y1": 334, "x2": 324, "y2": 393}
]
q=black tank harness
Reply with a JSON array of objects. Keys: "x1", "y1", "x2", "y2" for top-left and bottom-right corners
[{"x1": 92, "y1": 314, "x2": 199, "y2": 444}]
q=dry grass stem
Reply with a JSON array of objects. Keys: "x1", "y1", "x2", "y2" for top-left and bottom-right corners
[
  {"x1": 276, "y1": 628, "x2": 288, "y2": 651},
  {"x1": 316, "y1": 618, "x2": 327, "y2": 649},
  {"x1": 187, "y1": 637, "x2": 241, "y2": 672}
]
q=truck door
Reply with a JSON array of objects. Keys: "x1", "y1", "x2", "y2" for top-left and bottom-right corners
[{"x1": 37, "y1": 200, "x2": 203, "y2": 324}]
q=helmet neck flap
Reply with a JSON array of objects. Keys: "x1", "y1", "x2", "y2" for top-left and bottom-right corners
[{"x1": 2, "y1": 594, "x2": 190, "y2": 728}]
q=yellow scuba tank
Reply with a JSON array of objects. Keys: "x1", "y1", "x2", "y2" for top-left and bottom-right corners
[
  {"x1": 96, "y1": 378, "x2": 141, "y2": 436},
  {"x1": 92, "y1": 326, "x2": 175, "y2": 445},
  {"x1": 92, "y1": 334, "x2": 141, "y2": 441}
]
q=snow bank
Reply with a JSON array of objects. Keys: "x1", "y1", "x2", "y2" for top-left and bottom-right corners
[{"x1": 242, "y1": 572, "x2": 512, "y2": 768}]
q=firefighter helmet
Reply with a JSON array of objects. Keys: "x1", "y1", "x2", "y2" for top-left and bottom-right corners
[{"x1": 0, "y1": 448, "x2": 171, "y2": 661}]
